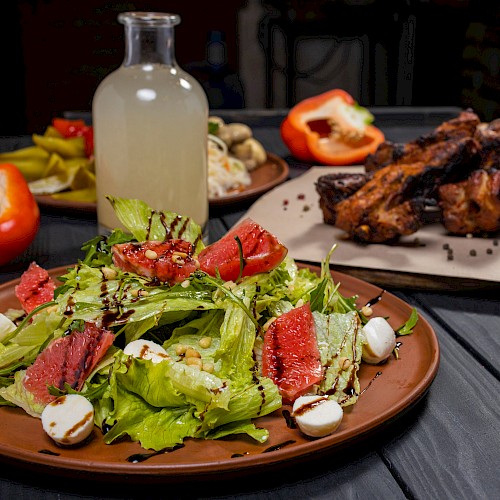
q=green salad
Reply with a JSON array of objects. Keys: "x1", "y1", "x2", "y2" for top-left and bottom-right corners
[{"x1": 0, "y1": 197, "x2": 417, "y2": 451}]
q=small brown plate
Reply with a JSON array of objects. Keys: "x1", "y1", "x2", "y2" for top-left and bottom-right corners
[
  {"x1": 34, "y1": 195, "x2": 96, "y2": 216},
  {"x1": 34, "y1": 153, "x2": 288, "y2": 214},
  {"x1": 209, "y1": 153, "x2": 289, "y2": 206},
  {"x1": 0, "y1": 264, "x2": 439, "y2": 481}
]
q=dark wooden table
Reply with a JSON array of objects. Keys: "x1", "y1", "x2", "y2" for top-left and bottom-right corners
[{"x1": 0, "y1": 107, "x2": 499, "y2": 499}]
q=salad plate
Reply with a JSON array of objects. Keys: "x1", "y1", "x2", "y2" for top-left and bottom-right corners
[
  {"x1": 0, "y1": 264, "x2": 439, "y2": 481},
  {"x1": 209, "y1": 152, "x2": 289, "y2": 206}
]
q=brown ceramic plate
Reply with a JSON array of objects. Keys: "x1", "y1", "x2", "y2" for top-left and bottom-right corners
[
  {"x1": 0, "y1": 265, "x2": 439, "y2": 481},
  {"x1": 209, "y1": 152, "x2": 289, "y2": 206}
]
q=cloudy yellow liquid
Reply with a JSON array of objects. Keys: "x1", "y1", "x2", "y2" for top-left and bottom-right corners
[{"x1": 93, "y1": 63, "x2": 208, "y2": 234}]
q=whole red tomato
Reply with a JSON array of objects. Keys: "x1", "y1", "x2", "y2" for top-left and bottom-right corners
[{"x1": 0, "y1": 163, "x2": 40, "y2": 266}]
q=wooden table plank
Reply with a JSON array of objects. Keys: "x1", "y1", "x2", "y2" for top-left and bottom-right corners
[
  {"x1": 380, "y1": 293, "x2": 500, "y2": 499},
  {"x1": 0, "y1": 451, "x2": 406, "y2": 499},
  {"x1": 413, "y1": 292, "x2": 500, "y2": 375}
]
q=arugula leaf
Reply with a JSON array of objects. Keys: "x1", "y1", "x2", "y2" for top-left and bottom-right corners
[
  {"x1": 80, "y1": 229, "x2": 132, "y2": 268},
  {"x1": 396, "y1": 308, "x2": 418, "y2": 336}
]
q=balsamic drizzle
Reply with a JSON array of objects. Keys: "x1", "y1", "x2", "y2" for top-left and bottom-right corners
[
  {"x1": 38, "y1": 449, "x2": 60, "y2": 456},
  {"x1": 360, "y1": 371, "x2": 383, "y2": 395},
  {"x1": 126, "y1": 443, "x2": 184, "y2": 463},
  {"x1": 365, "y1": 290, "x2": 386, "y2": 308}
]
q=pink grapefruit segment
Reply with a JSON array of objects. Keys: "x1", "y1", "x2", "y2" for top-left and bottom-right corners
[
  {"x1": 14, "y1": 262, "x2": 56, "y2": 313},
  {"x1": 262, "y1": 303, "x2": 323, "y2": 404},
  {"x1": 112, "y1": 239, "x2": 198, "y2": 285},
  {"x1": 23, "y1": 322, "x2": 114, "y2": 404},
  {"x1": 198, "y1": 218, "x2": 288, "y2": 282}
]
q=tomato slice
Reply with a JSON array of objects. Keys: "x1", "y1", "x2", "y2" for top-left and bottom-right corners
[
  {"x1": 198, "y1": 218, "x2": 288, "y2": 282},
  {"x1": 0, "y1": 163, "x2": 40, "y2": 266}
]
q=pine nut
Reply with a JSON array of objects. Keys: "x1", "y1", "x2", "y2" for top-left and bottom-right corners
[{"x1": 145, "y1": 249, "x2": 158, "y2": 260}]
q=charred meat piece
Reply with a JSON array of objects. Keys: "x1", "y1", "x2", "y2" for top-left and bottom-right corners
[
  {"x1": 439, "y1": 168, "x2": 500, "y2": 235},
  {"x1": 474, "y1": 120, "x2": 500, "y2": 169},
  {"x1": 317, "y1": 136, "x2": 480, "y2": 242},
  {"x1": 316, "y1": 172, "x2": 370, "y2": 225},
  {"x1": 325, "y1": 163, "x2": 430, "y2": 243},
  {"x1": 365, "y1": 110, "x2": 481, "y2": 172}
]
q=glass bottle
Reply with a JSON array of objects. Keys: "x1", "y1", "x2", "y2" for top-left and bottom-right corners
[{"x1": 92, "y1": 12, "x2": 208, "y2": 236}]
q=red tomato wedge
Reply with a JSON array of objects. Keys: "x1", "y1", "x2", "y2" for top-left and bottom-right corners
[
  {"x1": 112, "y1": 240, "x2": 198, "y2": 285},
  {"x1": 23, "y1": 322, "x2": 114, "y2": 404},
  {"x1": 15, "y1": 262, "x2": 56, "y2": 313},
  {"x1": 198, "y1": 218, "x2": 288, "y2": 282},
  {"x1": 262, "y1": 303, "x2": 323, "y2": 404}
]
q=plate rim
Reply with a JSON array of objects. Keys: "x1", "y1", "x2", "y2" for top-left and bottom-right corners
[{"x1": 0, "y1": 264, "x2": 440, "y2": 479}]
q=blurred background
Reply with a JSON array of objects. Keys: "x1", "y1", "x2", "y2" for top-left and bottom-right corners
[{"x1": 1, "y1": 0, "x2": 498, "y2": 135}]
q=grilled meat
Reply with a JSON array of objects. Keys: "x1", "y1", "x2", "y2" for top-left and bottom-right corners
[
  {"x1": 316, "y1": 172, "x2": 370, "y2": 225},
  {"x1": 317, "y1": 110, "x2": 500, "y2": 241},
  {"x1": 328, "y1": 163, "x2": 427, "y2": 242},
  {"x1": 474, "y1": 119, "x2": 500, "y2": 169},
  {"x1": 439, "y1": 169, "x2": 500, "y2": 235},
  {"x1": 365, "y1": 109, "x2": 481, "y2": 172},
  {"x1": 317, "y1": 136, "x2": 480, "y2": 242}
]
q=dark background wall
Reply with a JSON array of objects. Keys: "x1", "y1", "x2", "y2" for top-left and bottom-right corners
[{"x1": 1, "y1": 0, "x2": 498, "y2": 135}]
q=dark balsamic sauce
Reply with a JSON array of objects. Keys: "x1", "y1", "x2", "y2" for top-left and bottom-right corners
[
  {"x1": 360, "y1": 371, "x2": 383, "y2": 395},
  {"x1": 282, "y1": 409, "x2": 297, "y2": 429},
  {"x1": 262, "y1": 440, "x2": 296, "y2": 453},
  {"x1": 38, "y1": 449, "x2": 60, "y2": 456},
  {"x1": 126, "y1": 443, "x2": 184, "y2": 463},
  {"x1": 231, "y1": 452, "x2": 250, "y2": 458},
  {"x1": 365, "y1": 290, "x2": 386, "y2": 308}
]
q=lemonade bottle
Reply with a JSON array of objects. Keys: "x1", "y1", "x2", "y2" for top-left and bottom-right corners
[{"x1": 92, "y1": 12, "x2": 208, "y2": 237}]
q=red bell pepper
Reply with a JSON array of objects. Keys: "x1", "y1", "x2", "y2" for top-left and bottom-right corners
[
  {"x1": 52, "y1": 118, "x2": 94, "y2": 158},
  {"x1": 0, "y1": 163, "x2": 40, "y2": 266},
  {"x1": 280, "y1": 89, "x2": 385, "y2": 165}
]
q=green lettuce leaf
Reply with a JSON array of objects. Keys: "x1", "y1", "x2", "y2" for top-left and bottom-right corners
[
  {"x1": 107, "y1": 196, "x2": 204, "y2": 253},
  {"x1": 313, "y1": 310, "x2": 363, "y2": 407}
]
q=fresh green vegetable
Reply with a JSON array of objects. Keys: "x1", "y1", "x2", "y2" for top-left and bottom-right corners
[{"x1": 0, "y1": 198, "x2": 418, "y2": 451}]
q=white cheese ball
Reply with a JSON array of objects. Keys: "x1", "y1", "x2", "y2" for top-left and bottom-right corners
[
  {"x1": 41, "y1": 394, "x2": 94, "y2": 446},
  {"x1": 124, "y1": 339, "x2": 169, "y2": 364},
  {"x1": 292, "y1": 395, "x2": 343, "y2": 438},
  {"x1": 361, "y1": 317, "x2": 396, "y2": 364}
]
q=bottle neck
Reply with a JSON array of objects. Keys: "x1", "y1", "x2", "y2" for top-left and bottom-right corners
[
  {"x1": 118, "y1": 12, "x2": 181, "y2": 67},
  {"x1": 123, "y1": 24, "x2": 176, "y2": 67}
]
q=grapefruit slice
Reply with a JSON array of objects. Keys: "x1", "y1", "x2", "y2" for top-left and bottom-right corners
[
  {"x1": 14, "y1": 262, "x2": 56, "y2": 313},
  {"x1": 23, "y1": 322, "x2": 114, "y2": 404},
  {"x1": 112, "y1": 239, "x2": 198, "y2": 285},
  {"x1": 198, "y1": 218, "x2": 288, "y2": 282},
  {"x1": 262, "y1": 303, "x2": 323, "y2": 404}
]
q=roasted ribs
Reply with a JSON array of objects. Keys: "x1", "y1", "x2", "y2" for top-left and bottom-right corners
[
  {"x1": 439, "y1": 168, "x2": 500, "y2": 235},
  {"x1": 365, "y1": 109, "x2": 481, "y2": 172},
  {"x1": 316, "y1": 109, "x2": 500, "y2": 242}
]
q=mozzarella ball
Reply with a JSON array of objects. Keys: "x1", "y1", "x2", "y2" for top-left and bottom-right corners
[
  {"x1": 292, "y1": 395, "x2": 343, "y2": 438},
  {"x1": 361, "y1": 317, "x2": 396, "y2": 364},
  {"x1": 41, "y1": 394, "x2": 94, "y2": 445},
  {"x1": 124, "y1": 339, "x2": 169, "y2": 364}
]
